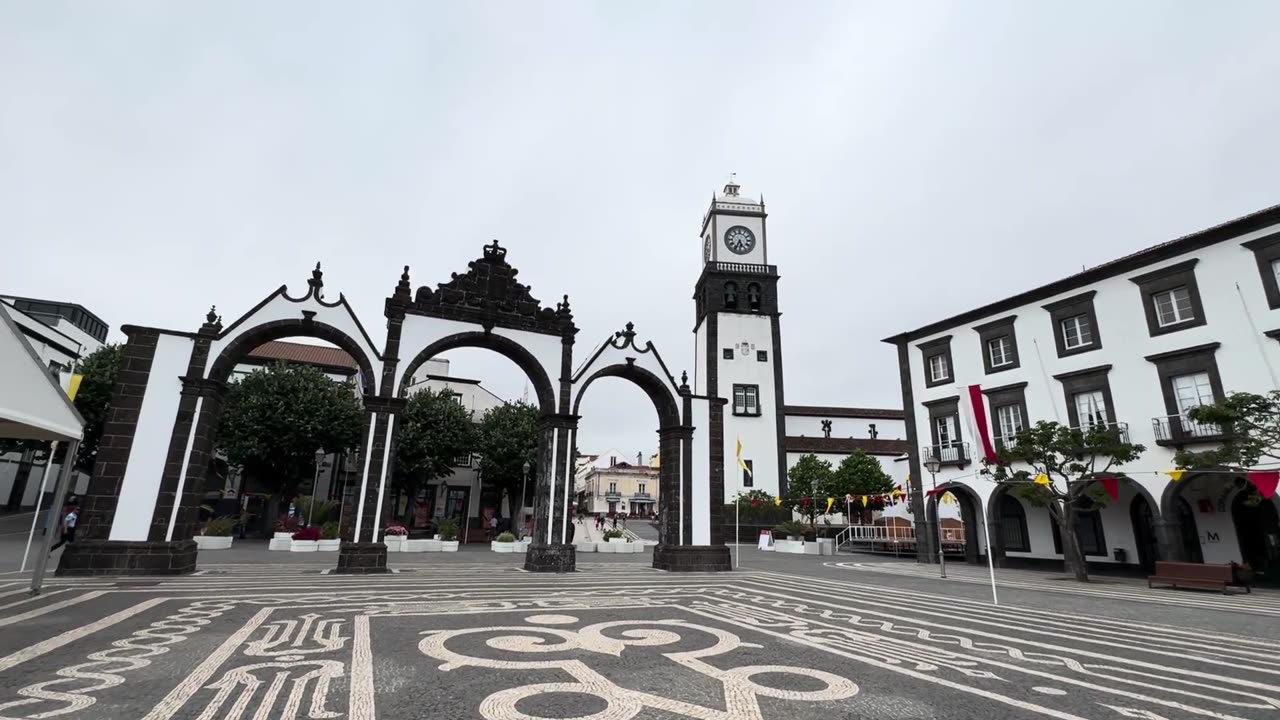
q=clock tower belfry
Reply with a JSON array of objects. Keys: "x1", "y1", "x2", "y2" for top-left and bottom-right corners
[{"x1": 693, "y1": 177, "x2": 787, "y2": 503}]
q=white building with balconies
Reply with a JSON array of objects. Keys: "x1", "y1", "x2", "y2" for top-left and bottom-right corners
[{"x1": 885, "y1": 204, "x2": 1280, "y2": 574}]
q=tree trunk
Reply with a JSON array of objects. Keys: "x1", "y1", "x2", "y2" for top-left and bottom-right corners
[{"x1": 1057, "y1": 504, "x2": 1090, "y2": 582}]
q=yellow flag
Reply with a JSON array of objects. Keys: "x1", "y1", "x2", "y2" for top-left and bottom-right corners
[
  {"x1": 736, "y1": 436, "x2": 752, "y2": 476},
  {"x1": 825, "y1": 497, "x2": 834, "y2": 514},
  {"x1": 1034, "y1": 473, "x2": 1050, "y2": 486},
  {"x1": 773, "y1": 497, "x2": 782, "y2": 506},
  {"x1": 67, "y1": 373, "x2": 83, "y2": 401},
  {"x1": 1164, "y1": 470, "x2": 1184, "y2": 482},
  {"x1": 861, "y1": 495, "x2": 869, "y2": 507}
]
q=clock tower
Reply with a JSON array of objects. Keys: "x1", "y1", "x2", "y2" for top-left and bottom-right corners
[{"x1": 693, "y1": 178, "x2": 787, "y2": 502}]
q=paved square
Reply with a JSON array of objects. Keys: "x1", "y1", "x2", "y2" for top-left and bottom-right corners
[{"x1": 0, "y1": 552, "x2": 1277, "y2": 719}]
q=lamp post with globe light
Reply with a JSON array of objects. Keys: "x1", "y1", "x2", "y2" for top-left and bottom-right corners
[{"x1": 923, "y1": 455, "x2": 945, "y2": 579}]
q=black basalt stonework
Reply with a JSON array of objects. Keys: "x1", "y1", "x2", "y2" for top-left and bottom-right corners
[
  {"x1": 524, "y1": 543, "x2": 576, "y2": 573},
  {"x1": 652, "y1": 544, "x2": 732, "y2": 572},
  {"x1": 334, "y1": 542, "x2": 389, "y2": 574},
  {"x1": 56, "y1": 539, "x2": 197, "y2": 576}
]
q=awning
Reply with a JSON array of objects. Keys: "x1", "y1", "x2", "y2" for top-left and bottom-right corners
[{"x1": 0, "y1": 304, "x2": 85, "y2": 442}]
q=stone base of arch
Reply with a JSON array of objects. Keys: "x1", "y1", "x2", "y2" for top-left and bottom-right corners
[
  {"x1": 524, "y1": 543, "x2": 577, "y2": 573},
  {"x1": 55, "y1": 539, "x2": 197, "y2": 577},
  {"x1": 334, "y1": 542, "x2": 390, "y2": 574},
  {"x1": 652, "y1": 544, "x2": 732, "y2": 572}
]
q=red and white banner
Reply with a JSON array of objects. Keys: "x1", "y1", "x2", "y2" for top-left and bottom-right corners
[{"x1": 959, "y1": 384, "x2": 998, "y2": 463}]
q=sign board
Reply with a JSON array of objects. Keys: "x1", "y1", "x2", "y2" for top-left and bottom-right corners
[{"x1": 758, "y1": 530, "x2": 773, "y2": 551}]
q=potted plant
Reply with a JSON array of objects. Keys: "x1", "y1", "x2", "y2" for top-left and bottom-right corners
[
  {"x1": 383, "y1": 524, "x2": 408, "y2": 552},
  {"x1": 773, "y1": 520, "x2": 808, "y2": 554},
  {"x1": 437, "y1": 517, "x2": 460, "y2": 552},
  {"x1": 290, "y1": 526, "x2": 321, "y2": 552},
  {"x1": 492, "y1": 531, "x2": 517, "y2": 553},
  {"x1": 195, "y1": 516, "x2": 236, "y2": 550},
  {"x1": 270, "y1": 515, "x2": 300, "y2": 550},
  {"x1": 317, "y1": 521, "x2": 341, "y2": 551}
]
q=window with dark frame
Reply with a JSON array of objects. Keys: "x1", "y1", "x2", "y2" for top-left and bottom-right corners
[
  {"x1": 918, "y1": 336, "x2": 953, "y2": 389},
  {"x1": 742, "y1": 459, "x2": 754, "y2": 488},
  {"x1": 1243, "y1": 232, "x2": 1280, "y2": 309},
  {"x1": 1054, "y1": 364, "x2": 1117, "y2": 430},
  {"x1": 756, "y1": 350, "x2": 768, "y2": 362},
  {"x1": 1129, "y1": 259, "x2": 1207, "y2": 337},
  {"x1": 722, "y1": 348, "x2": 734, "y2": 360},
  {"x1": 923, "y1": 396, "x2": 966, "y2": 465},
  {"x1": 724, "y1": 282, "x2": 739, "y2": 310},
  {"x1": 732, "y1": 384, "x2": 761, "y2": 416},
  {"x1": 747, "y1": 283, "x2": 762, "y2": 312},
  {"x1": 974, "y1": 316, "x2": 1020, "y2": 374},
  {"x1": 1050, "y1": 505, "x2": 1107, "y2": 557},
  {"x1": 1145, "y1": 343, "x2": 1226, "y2": 441},
  {"x1": 983, "y1": 382, "x2": 1029, "y2": 450},
  {"x1": 998, "y1": 494, "x2": 1030, "y2": 552}
]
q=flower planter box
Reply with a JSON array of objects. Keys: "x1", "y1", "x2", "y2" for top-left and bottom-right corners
[
  {"x1": 383, "y1": 537, "x2": 406, "y2": 552},
  {"x1": 803, "y1": 541, "x2": 821, "y2": 555},
  {"x1": 773, "y1": 539, "x2": 805, "y2": 554},
  {"x1": 273, "y1": 532, "x2": 293, "y2": 539},
  {"x1": 404, "y1": 539, "x2": 431, "y2": 553},
  {"x1": 422, "y1": 539, "x2": 442, "y2": 552},
  {"x1": 441, "y1": 541, "x2": 459, "y2": 552},
  {"x1": 194, "y1": 535, "x2": 232, "y2": 551},
  {"x1": 596, "y1": 541, "x2": 616, "y2": 554},
  {"x1": 575, "y1": 542, "x2": 596, "y2": 553},
  {"x1": 290, "y1": 540, "x2": 318, "y2": 553},
  {"x1": 317, "y1": 539, "x2": 341, "y2": 552},
  {"x1": 491, "y1": 541, "x2": 516, "y2": 553},
  {"x1": 516, "y1": 540, "x2": 531, "y2": 553},
  {"x1": 268, "y1": 537, "x2": 291, "y2": 551}
]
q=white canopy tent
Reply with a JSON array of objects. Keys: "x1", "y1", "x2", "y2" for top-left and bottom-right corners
[{"x1": 0, "y1": 304, "x2": 86, "y2": 593}]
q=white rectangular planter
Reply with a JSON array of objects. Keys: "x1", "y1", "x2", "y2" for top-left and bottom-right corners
[
  {"x1": 268, "y1": 537, "x2": 291, "y2": 551},
  {"x1": 422, "y1": 539, "x2": 442, "y2": 552},
  {"x1": 491, "y1": 541, "x2": 515, "y2": 553},
  {"x1": 317, "y1": 539, "x2": 340, "y2": 552},
  {"x1": 517, "y1": 540, "x2": 531, "y2": 553},
  {"x1": 773, "y1": 539, "x2": 805, "y2": 554},
  {"x1": 576, "y1": 542, "x2": 596, "y2": 553},
  {"x1": 384, "y1": 537, "x2": 406, "y2": 552},
  {"x1": 404, "y1": 539, "x2": 431, "y2": 553},
  {"x1": 290, "y1": 540, "x2": 318, "y2": 553},
  {"x1": 597, "y1": 542, "x2": 616, "y2": 553},
  {"x1": 194, "y1": 535, "x2": 232, "y2": 551},
  {"x1": 803, "y1": 541, "x2": 821, "y2": 555},
  {"x1": 441, "y1": 541, "x2": 459, "y2": 552}
]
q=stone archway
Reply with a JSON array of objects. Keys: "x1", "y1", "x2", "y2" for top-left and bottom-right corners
[{"x1": 927, "y1": 482, "x2": 984, "y2": 565}]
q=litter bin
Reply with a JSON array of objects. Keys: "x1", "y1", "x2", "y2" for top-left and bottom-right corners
[
  {"x1": 817, "y1": 538, "x2": 835, "y2": 556},
  {"x1": 1113, "y1": 548, "x2": 1127, "y2": 563}
]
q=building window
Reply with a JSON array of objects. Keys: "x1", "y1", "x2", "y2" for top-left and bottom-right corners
[
  {"x1": 453, "y1": 453, "x2": 471, "y2": 467},
  {"x1": 452, "y1": 393, "x2": 464, "y2": 406},
  {"x1": 747, "y1": 283, "x2": 762, "y2": 312},
  {"x1": 994, "y1": 404, "x2": 1023, "y2": 446},
  {"x1": 918, "y1": 335, "x2": 953, "y2": 389},
  {"x1": 724, "y1": 282, "x2": 739, "y2": 310},
  {"x1": 1061, "y1": 315, "x2": 1092, "y2": 350},
  {"x1": 987, "y1": 336, "x2": 1013, "y2": 368},
  {"x1": 983, "y1": 382, "x2": 1028, "y2": 450},
  {"x1": 638, "y1": 483, "x2": 646, "y2": 494},
  {"x1": 742, "y1": 459, "x2": 754, "y2": 487},
  {"x1": 1073, "y1": 390, "x2": 1109, "y2": 427},
  {"x1": 998, "y1": 494, "x2": 1030, "y2": 552},
  {"x1": 756, "y1": 350, "x2": 768, "y2": 362},
  {"x1": 1146, "y1": 343, "x2": 1226, "y2": 441},
  {"x1": 1153, "y1": 287, "x2": 1195, "y2": 327},
  {"x1": 1171, "y1": 371, "x2": 1214, "y2": 415},
  {"x1": 924, "y1": 395, "x2": 966, "y2": 465},
  {"x1": 732, "y1": 384, "x2": 760, "y2": 416},
  {"x1": 722, "y1": 348, "x2": 734, "y2": 360},
  {"x1": 1129, "y1": 259, "x2": 1206, "y2": 336},
  {"x1": 1051, "y1": 504, "x2": 1107, "y2": 557},
  {"x1": 975, "y1": 315, "x2": 1019, "y2": 374},
  {"x1": 928, "y1": 354, "x2": 949, "y2": 383},
  {"x1": 608, "y1": 482, "x2": 618, "y2": 494},
  {"x1": 1243, "y1": 232, "x2": 1280, "y2": 309}
]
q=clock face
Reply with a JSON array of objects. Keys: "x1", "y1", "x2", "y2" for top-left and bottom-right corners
[
  {"x1": 704, "y1": 234, "x2": 712, "y2": 261},
  {"x1": 724, "y1": 226, "x2": 756, "y2": 255}
]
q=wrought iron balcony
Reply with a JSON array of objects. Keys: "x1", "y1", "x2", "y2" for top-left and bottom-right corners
[
  {"x1": 629, "y1": 492, "x2": 653, "y2": 501},
  {"x1": 604, "y1": 492, "x2": 622, "y2": 501},
  {"x1": 922, "y1": 442, "x2": 970, "y2": 468},
  {"x1": 1067, "y1": 421, "x2": 1131, "y2": 447},
  {"x1": 1152, "y1": 414, "x2": 1231, "y2": 447}
]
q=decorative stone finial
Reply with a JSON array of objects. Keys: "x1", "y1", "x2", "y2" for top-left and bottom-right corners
[
  {"x1": 680, "y1": 370, "x2": 689, "y2": 387},
  {"x1": 395, "y1": 265, "x2": 412, "y2": 297},
  {"x1": 483, "y1": 239, "x2": 507, "y2": 261},
  {"x1": 206, "y1": 305, "x2": 217, "y2": 324},
  {"x1": 622, "y1": 322, "x2": 636, "y2": 342},
  {"x1": 309, "y1": 262, "x2": 324, "y2": 291}
]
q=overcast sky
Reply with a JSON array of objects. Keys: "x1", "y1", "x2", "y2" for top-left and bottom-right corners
[{"x1": 3, "y1": 2, "x2": 1279, "y2": 457}]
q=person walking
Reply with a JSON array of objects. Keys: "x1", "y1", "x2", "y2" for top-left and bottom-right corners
[{"x1": 50, "y1": 500, "x2": 78, "y2": 553}]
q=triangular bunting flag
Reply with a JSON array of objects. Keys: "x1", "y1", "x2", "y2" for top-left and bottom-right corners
[
  {"x1": 1164, "y1": 470, "x2": 1184, "y2": 482},
  {"x1": 861, "y1": 496, "x2": 869, "y2": 507},
  {"x1": 1247, "y1": 470, "x2": 1279, "y2": 499},
  {"x1": 825, "y1": 497, "x2": 834, "y2": 514},
  {"x1": 1034, "y1": 473, "x2": 1050, "y2": 486},
  {"x1": 1098, "y1": 476, "x2": 1119, "y2": 502},
  {"x1": 774, "y1": 497, "x2": 782, "y2": 506}
]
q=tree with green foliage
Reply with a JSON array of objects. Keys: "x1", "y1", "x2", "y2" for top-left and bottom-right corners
[
  {"x1": 394, "y1": 388, "x2": 477, "y2": 522},
  {"x1": 71, "y1": 343, "x2": 122, "y2": 473},
  {"x1": 215, "y1": 362, "x2": 364, "y2": 504},
  {"x1": 827, "y1": 451, "x2": 895, "y2": 522},
  {"x1": 1174, "y1": 390, "x2": 1280, "y2": 470},
  {"x1": 474, "y1": 401, "x2": 540, "y2": 520},
  {"x1": 785, "y1": 453, "x2": 833, "y2": 528},
  {"x1": 981, "y1": 420, "x2": 1145, "y2": 582}
]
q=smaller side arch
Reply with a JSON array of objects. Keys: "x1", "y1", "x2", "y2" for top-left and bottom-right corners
[
  {"x1": 928, "y1": 481, "x2": 985, "y2": 564},
  {"x1": 207, "y1": 318, "x2": 380, "y2": 397},
  {"x1": 571, "y1": 363, "x2": 681, "y2": 429}
]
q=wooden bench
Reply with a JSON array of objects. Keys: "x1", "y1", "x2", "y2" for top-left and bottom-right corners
[{"x1": 1147, "y1": 561, "x2": 1252, "y2": 594}]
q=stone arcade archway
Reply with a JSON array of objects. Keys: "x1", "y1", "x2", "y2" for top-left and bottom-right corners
[
  {"x1": 927, "y1": 482, "x2": 984, "y2": 565},
  {"x1": 57, "y1": 242, "x2": 730, "y2": 576}
]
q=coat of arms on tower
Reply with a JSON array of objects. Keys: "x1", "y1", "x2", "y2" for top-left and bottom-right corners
[{"x1": 737, "y1": 341, "x2": 755, "y2": 356}]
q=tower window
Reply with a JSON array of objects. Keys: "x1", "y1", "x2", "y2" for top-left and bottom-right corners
[
  {"x1": 722, "y1": 348, "x2": 734, "y2": 360},
  {"x1": 724, "y1": 282, "x2": 738, "y2": 310},
  {"x1": 732, "y1": 384, "x2": 761, "y2": 416},
  {"x1": 747, "y1": 283, "x2": 762, "y2": 312},
  {"x1": 756, "y1": 350, "x2": 767, "y2": 362}
]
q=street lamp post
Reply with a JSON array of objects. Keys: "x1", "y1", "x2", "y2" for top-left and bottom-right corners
[
  {"x1": 308, "y1": 447, "x2": 326, "y2": 528},
  {"x1": 924, "y1": 456, "x2": 946, "y2": 579},
  {"x1": 520, "y1": 461, "x2": 531, "y2": 540}
]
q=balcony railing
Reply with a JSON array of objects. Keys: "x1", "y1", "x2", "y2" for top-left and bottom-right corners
[
  {"x1": 706, "y1": 261, "x2": 778, "y2": 275},
  {"x1": 1152, "y1": 414, "x2": 1231, "y2": 446},
  {"x1": 1068, "y1": 421, "x2": 1131, "y2": 447},
  {"x1": 604, "y1": 492, "x2": 622, "y2": 501},
  {"x1": 923, "y1": 442, "x2": 969, "y2": 468},
  {"x1": 630, "y1": 492, "x2": 652, "y2": 500}
]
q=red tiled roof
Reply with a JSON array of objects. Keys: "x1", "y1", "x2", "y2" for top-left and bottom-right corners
[{"x1": 245, "y1": 340, "x2": 358, "y2": 371}]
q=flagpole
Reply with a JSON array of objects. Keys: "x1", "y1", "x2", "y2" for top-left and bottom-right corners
[
  {"x1": 979, "y1": 494, "x2": 999, "y2": 605},
  {"x1": 21, "y1": 442, "x2": 57, "y2": 573},
  {"x1": 734, "y1": 493, "x2": 740, "y2": 569}
]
